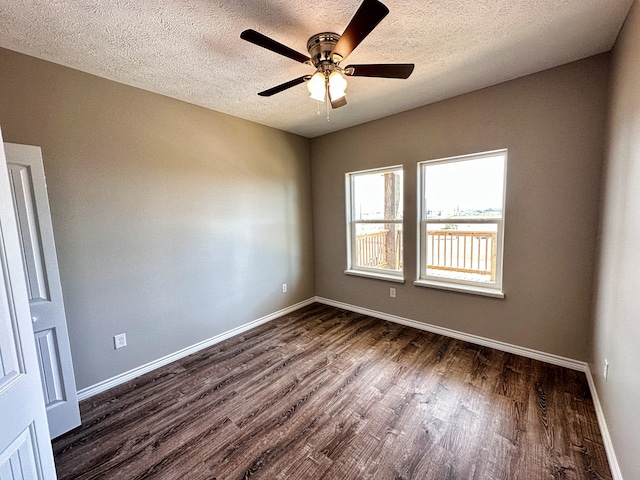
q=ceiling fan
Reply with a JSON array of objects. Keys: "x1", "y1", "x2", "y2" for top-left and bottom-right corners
[{"x1": 240, "y1": 0, "x2": 414, "y2": 109}]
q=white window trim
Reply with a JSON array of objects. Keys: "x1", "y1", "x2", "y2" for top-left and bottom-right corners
[
  {"x1": 345, "y1": 165, "x2": 404, "y2": 282},
  {"x1": 416, "y1": 149, "x2": 507, "y2": 297},
  {"x1": 345, "y1": 269, "x2": 406, "y2": 283}
]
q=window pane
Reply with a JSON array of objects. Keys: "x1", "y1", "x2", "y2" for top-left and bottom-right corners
[
  {"x1": 425, "y1": 155, "x2": 504, "y2": 219},
  {"x1": 355, "y1": 223, "x2": 403, "y2": 271},
  {"x1": 353, "y1": 169, "x2": 403, "y2": 221},
  {"x1": 425, "y1": 223, "x2": 498, "y2": 283}
]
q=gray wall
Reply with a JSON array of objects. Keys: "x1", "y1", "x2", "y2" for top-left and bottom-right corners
[
  {"x1": 311, "y1": 55, "x2": 610, "y2": 362},
  {"x1": 593, "y1": 0, "x2": 640, "y2": 477},
  {"x1": 0, "y1": 27, "x2": 635, "y2": 475},
  {"x1": 1, "y1": 40, "x2": 631, "y2": 477},
  {"x1": 0, "y1": 47, "x2": 315, "y2": 390}
]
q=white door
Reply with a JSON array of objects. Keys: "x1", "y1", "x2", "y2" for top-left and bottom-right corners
[
  {"x1": 0, "y1": 130, "x2": 58, "y2": 478},
  {"x1": 5, "y1": 143, "x2": 80, "y2": 439}
]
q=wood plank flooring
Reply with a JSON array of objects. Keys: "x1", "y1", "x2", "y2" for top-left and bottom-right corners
[{"x1": 53, "y1": 303, "x2": 612, "y2": 479}]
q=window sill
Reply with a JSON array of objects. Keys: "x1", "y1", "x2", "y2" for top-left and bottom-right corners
[
  {"x1": 344, "y1": 269, "x2": 405, "y2": 284},
  {"x1": 413, "y1": 279, "x2": 505, "y2": 299}
]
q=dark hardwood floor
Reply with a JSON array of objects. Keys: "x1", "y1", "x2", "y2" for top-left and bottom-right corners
[{"x1": 53, "y1": 303, "x2": 612, "y2": 479}]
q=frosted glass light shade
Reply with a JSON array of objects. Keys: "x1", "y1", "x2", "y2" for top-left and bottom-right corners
[
  {"x1": 328, "y1": 71, "x2": 347, "y2": 100},
  {"x1": 307, "y1": 72, "x2": 326, "y2": 102}
]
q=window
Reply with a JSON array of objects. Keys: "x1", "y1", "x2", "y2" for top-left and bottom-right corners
[
  {"x1": 416, "y1": 150, "x2": 507, "y2": 297},
  {"x1": 345, "y1": 166, "x2": 403, "y2": 282}
]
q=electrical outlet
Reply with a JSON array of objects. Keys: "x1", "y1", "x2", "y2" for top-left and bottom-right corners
[
  {"x1": 390, "y1": 287, "x2": 396, "y2": 298},
  {"x1": 114, "y1": 333, "x2": 127, "y2": 350},
  {"x1": 282, "y1": 283, "x2": 288, "y2": 293},
  {"x1": 603, "y1": 359, "x2": 609, "y2": 382}
]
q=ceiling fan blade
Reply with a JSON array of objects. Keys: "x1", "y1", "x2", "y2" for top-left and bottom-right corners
[
  {"x1": 241, "y1": 29, "x2": 311, "y2": 64},
  {"x1": 344, "y1": 63, "x2": 415, "y2": 79},
  {"x1": 330, "y1": 0, "x2": 389, "y2": 62},
  {"x1": 258, "y1": 76, "x2": 311, "y2": 97}
]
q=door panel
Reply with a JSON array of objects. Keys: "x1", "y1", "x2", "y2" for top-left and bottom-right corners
[
  {"x1": 34, "y1": 329, "x2": 65, "y2": 405},
  {"x1": 0, "y1": 426, "x2": 41, "y2": 480},
  {"x1": 0, "y1": 128, "x2": 57, "y2": 478},
  {"x1": 5, "y1": 143, "x2": 80, "y2": 439},
  {"x1": 0, "y1": 287, "x2": 20, "y2": 388},
  {"x1": 7, "y1": 162, "x2": 50, "y2": 302}
]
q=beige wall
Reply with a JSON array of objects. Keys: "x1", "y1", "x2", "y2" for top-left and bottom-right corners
[
  {"x1": 1, "y1": 23, "x2": 635, "y2": 475},
  {"x1": 0, "y1": 47, "x2": 315, "y2": 390},
  {"x1": 1, "y1": 41, "x2": 629, "y2": 473},
  {"x1": 593, "y1": 0, "x2": 640, "y2": 477},
  {"x1": 311, "y1": 55, "x2": 610, "y2": 362}
]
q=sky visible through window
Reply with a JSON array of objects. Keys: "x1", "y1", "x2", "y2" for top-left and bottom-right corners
[
  {"x1": 353, "y1": 156, "x2": 503, "y2": 221},
  {"x1": 354, "y1": 169, "x2": 403, "y2": 220},
  {"x1": 425, "y1": 155, "x2": 504, "y2": 217}
]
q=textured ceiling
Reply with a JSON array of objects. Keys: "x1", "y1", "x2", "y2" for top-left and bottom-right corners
[{"x1": 0, "y1": 0, "x2": 634, "y2": 138}]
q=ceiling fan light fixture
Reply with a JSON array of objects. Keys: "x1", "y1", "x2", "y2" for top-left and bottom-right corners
[
  {"x1": 307, "y1": 71, "x2": 326, "y2": 102},
  {"x1": 328, "y1": 71, "x2": 347, "y2": 101},
  {"x1": 242, "y1": 0, "x2": 414, "y2": 109}
]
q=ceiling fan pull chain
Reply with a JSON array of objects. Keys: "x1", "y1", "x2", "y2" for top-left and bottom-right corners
[{"x1": 326, "y1": 94, "x2": 331, "y2": 122}]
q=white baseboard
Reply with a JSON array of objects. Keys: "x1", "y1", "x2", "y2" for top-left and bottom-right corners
[
  {"x1": 76, "y1": 295, "x2": 622, "y2": 479},
  {"x1": 583, "y1": 368, "x2": 624, "y2": 480},
  {"x1": 314, "y1": 296, "x2": 623, "y2": 480},
  {"x1": 315, "y1": 296, "x2": 586, "y2": 371},
  {"x1": 76, "y1": 298, "x2": 316, "y2": 401}
]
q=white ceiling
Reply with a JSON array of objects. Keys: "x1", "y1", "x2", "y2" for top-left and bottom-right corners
[{"x1": 0, "y1": 0, "x2": 634, "y2": 138}]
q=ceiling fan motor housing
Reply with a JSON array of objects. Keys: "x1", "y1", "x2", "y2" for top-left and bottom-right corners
[{"x1": 307, "y1": 33, "x2": 341, "y2": 68}]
